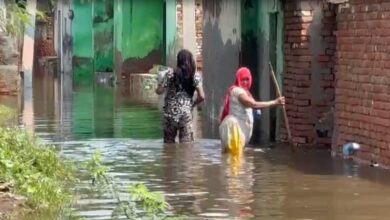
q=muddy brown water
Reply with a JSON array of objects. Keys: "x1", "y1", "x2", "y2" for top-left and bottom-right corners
[{"x1": 1, "y1": 72, "x2": 390, "y2": 220}]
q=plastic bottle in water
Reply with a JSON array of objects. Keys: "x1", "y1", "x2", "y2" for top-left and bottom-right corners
[
  {"x1": 342, "y1": 142, "x2": 360, "y2": 158},
  {"x1": 254, "y1": 109, "x2": 262, "y2": 119}
]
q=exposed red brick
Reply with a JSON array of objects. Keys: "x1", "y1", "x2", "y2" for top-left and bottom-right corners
[
  {"x1": 283, "y1": 0, "x2": 335, "y2": 148},
  {"x1": 333, "y1": 0, "x2": 390, "y2": 167}
]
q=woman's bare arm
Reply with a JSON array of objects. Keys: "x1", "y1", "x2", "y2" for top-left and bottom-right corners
[
  {"x1": 155, "y1": 84, "x2": 165, "y2": 95},
  {"x1": 193, "y1": 86, "x2": 205, "y2": 106},
  {"x1": 238, "y1": 93, "x2": 285, "y2": 109}
]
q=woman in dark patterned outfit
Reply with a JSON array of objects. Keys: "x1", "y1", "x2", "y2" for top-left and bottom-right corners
[{"x1": 155, "y1": 49, "x2": 205, "y2": 143}]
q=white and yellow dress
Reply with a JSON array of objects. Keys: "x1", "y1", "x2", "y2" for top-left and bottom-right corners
[{"x1": 219, "y1": 87, "x2": 254, "y2": 155}]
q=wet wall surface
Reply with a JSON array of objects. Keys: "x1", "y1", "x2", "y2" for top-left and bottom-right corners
[{"x1": 202, "y1": 0, "x2": 241, "y2": 139}]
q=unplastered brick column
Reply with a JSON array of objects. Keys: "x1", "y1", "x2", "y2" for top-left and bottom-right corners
[
  {"x1": 195, "y1": 0, "x2": 203, "y2": 72},
  {"x1": 176, "y1": 0, "x2": 183, "y2": 44},
  {"x1": 176, "y1": 0, "x2": 203, "y2": 72},
  {"x1": 284, "y1": 0, "x2": 336, "y2": 147},
  {"x1": 334, "y1": 0, "x2": 390, "y2": 166},
  {"x1": 0, "y1": 32, "x2": 20, "y2": 95}
]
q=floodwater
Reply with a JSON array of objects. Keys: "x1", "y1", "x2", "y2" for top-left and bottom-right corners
[{"x1": 2, "y1": 71, "x2": 390, "y2": 220}]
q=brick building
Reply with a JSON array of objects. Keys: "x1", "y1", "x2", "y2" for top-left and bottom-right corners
[
  {"x1": 283, "y1": 0, "x2": 390, "y2": 166},
  {"x1": 283, "y1": 0, "x2": 337, "y2": 147},
  {"x1": 201, "y1": 0, "x2": 390, "y2": 166}
]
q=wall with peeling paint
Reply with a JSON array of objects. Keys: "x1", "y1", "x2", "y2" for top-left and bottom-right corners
[
  {"x1": 93, "y1": 0, "x2": 114, "y2": 72},
  {"x1": 202, "y1": 0, "x2": 242, "y2": 138},
  {"x1": 114, "y1": 0, "x2": 164, "y2": 77},
  {"x1": 165, "y1": 0, "x2": 177, "y2": 66},
  {"x1": 73, "y1": 0, "x2": 164, "y2": 84},
  {"x1": 72, "y1": 0, "x2": 94, "y2": 85}
]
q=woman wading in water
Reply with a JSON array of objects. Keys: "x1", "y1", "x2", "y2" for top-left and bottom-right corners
[{"x1": 156, "y1": 49, "x2": 205, "y2": 143}]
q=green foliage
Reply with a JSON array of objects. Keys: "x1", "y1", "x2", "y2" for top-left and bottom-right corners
[
  {"x1": 84, "y1": 151, "x2": 183, "y2": 220},
  {"x1": 3, "y1": 1, "x2": 48, "y2": 38},
  {"x1": 4, "y1": 2, "x2": 31, "y2": 38},
  {"x1": 0, "y1": 128, "x2": 76, "y2": 209},
  {"x1": 84, "y1": 150, "x2": 108, "y2": 186},
  {"x1": 129, "y1": 183, "x2": 169, "y2": 215},
  {"x1": 0, "y1": 105, "x2": 16, "y2": 127},
  {"x1": 0, "y1": 105, "x2": 76, "y2": 212}
]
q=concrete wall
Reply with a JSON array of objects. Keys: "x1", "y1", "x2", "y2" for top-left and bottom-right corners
[
  {"x1": 202, "y1": 0, "x2": 241, "y2": 138},
  {"x1": 283, "y1": 0, "x2": 336, "y2": 147},
  {"x1": 333, "y1": 0, "x2": 390, "y2": 166}
]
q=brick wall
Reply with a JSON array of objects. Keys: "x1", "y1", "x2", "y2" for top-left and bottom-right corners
[
  {"x1": 0, "y1": 33, "x2": 20, "y2": 95},
  {"x1": 334, "y1": 0, "x2": 390, "y2": 165},
  {"x1": 195, "y1": 0, "x2": 203, "y2": 71},
  {"x1": 176, "y1": 0, "x2": 183, "y2": 44},
  {"x1": 0, "y1": 65, "x2": 19, "y2": 95},
  {"x1": 284, "y1": 1, "x2": 336, "y2": 147},
  {"x1": 35, "y1": 16, "x2": 56, "y2": 58}
]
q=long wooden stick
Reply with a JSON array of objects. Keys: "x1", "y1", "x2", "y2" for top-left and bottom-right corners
[{"x1": 269, "y1": 62, "x2": 293, "y2": 145}]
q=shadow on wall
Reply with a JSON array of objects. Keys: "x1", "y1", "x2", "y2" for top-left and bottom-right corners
[{"x1": 201, "y1": 0, "x2": 241, "y2": 139}]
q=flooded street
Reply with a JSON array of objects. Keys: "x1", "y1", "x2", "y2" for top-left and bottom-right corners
[{"x1": 2, "y1": 73, "x2": 390, "y2": 220}]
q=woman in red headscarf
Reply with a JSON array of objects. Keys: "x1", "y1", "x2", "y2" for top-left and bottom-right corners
[{"x1": 219, "y1": 67, "x2": 285, "y2": 154}]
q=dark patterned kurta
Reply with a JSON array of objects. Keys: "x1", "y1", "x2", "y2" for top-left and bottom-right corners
[{"x1": 162, "y1": 71, "x2": 202, "y2": 143}]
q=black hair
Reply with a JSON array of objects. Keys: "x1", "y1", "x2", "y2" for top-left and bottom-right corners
[{"x1": 173, "y1": 49, "x2": 196, "y2": 96}]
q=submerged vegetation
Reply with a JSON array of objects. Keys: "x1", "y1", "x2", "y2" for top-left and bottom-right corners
[{"x1": 85, "y1": 151, "x2": 183, "y2": 220}]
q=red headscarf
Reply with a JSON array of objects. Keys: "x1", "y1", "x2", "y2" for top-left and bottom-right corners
[{"x1": 220, "y1": 67, "x2": 253, "y2": 122}]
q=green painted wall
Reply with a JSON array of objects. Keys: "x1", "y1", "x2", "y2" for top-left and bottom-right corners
[
  {"x1": 93, "y1": 0, "x2": 114, "y2": 72},
  {"x1": 72, "y1": 0, "x2": 94, "y2": 84},
  {"x1": 122, "y1": 0, "x2": 163, "y2": 59},
  {"x1": 72, "y1": 0, "x2": 93, "y2": 58},
  {"x1": 165, "y1": 0, "x2": 177, "y2": 65},
  {"x1": 74, "y1": 0, "x2": 166, "y2": 83},
  {"x1": 257, "y1": 0, "x2": 284, "y2": 80},
  {"x1": 114, "y1": 0, "x2": 164, "y2": 74}
]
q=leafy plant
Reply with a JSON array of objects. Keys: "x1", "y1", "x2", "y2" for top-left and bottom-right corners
[
  {"x1": 0, "y1": 128, "x2": 76, "y2": 208},
  {"x1": 0, "y1": 105, "x2": 16, "y2": 127},
  {"x1": 3, "y1": 1, "x2": 47, "y2": 38},
  {"x1": 0, "y1": 105, "x2": 77, "y2": 212},
  {"x1": 84, "y1": 151, "x2": 183, "y2": 220}
]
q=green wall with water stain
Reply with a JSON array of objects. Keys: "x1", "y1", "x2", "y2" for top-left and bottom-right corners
[
  {"x1": 114, "y1": 0, "x2": 164, "y2": 76},
  {"x1": 73, "y1": 0, "x2": 167, "y2": 84},
  {"x1": 72, "y1": 0, "x2": 94, "y2": 85},
  {"x1": 93, "y1": 0, "x2": 114, "y2": 72}
]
